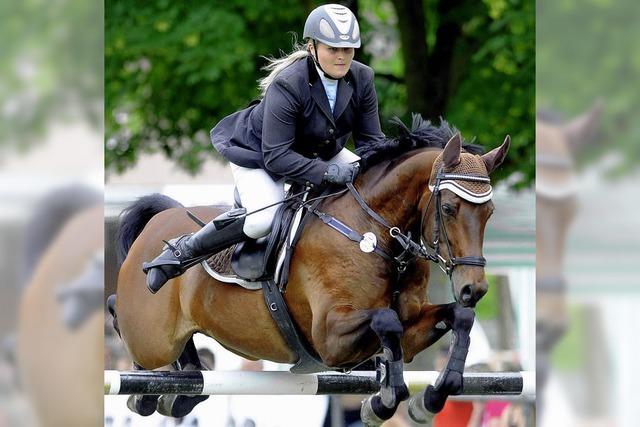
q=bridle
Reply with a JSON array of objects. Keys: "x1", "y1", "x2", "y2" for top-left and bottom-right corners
[
  {"x1": 301, "y1": 169, "x2": 492, "y2": 297},
  {"x1": 418, "y1": 169, "x2": 490, "y2": 277},
  {"x1": 338, "y1": 166, "x2": 491, "y2": 277}
]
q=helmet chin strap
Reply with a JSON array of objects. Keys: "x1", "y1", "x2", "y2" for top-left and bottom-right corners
[{"x1": 310, "y1": 40, "x2": 339, "y2": 81}]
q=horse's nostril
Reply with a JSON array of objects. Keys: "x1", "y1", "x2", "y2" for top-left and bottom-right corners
[{"x1": 460, "y1": 284, "x2": 474, "y2": 304}]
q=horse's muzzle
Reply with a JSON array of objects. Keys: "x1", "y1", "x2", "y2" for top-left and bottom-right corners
[{"x1": 458, "y1": 283, "x2": 488, "y2": 308}]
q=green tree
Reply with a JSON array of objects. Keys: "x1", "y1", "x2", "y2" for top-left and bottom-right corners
[
  {"x1": 106, "y1": 0, "x2": 534, "y2": 187},
  {"x1": 537, "y1": 0, "x2": 640, "y2": 175},
  {"x1": 372, "y1": 0, "x2": 535, "y2": 187},
  {"x1": 0, "y1": 0, "x2": 102, "y2": 152},
  {"x1": 106, "y1": 0, "x2": 306, "y2": 175}
]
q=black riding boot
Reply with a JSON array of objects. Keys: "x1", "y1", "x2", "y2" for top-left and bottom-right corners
[{"x1": 142, "y1": 213, "x2": 247, "y2": 294}]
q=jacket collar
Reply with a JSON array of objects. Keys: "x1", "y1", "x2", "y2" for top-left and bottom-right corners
[
  {"x1": 333, "y1": 77, "x2": 353, "y2": 121},
  {"x1": 307, "y1": 56, "x2": 354, "y2": 124}
]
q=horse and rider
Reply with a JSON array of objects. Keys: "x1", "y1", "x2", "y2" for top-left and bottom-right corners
[{"x1": 112, "y1": 4, "x2": 511, "y2": 424}]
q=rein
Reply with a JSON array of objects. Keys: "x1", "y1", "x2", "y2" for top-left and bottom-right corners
[
  {"x1": 297, "y1": 183, "x2": 427, "y2": 309},
  {"x1": 345, "y1": 168, "x2": 489, "y2": 280},
  {"x1": 298, "y1": 184, "x2": 427, "y2": 275},
  {"x1": 299, "y1": 170, "x2": 491, "y2": 299},
  {"x1": 258, "y1": 168, "x2": 490, "y2": 304},
  {"x1": 346, "y1": 183, "x2": 428, "y2": 272}
]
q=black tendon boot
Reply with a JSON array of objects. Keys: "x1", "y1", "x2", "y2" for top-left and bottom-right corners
[{"x1": 142, "y1": 212, "x2": 247, "y2": 294}]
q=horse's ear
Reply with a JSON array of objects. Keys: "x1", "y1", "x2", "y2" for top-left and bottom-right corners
[
  {"x1": 442, "y1": 133, "x2": 462, "y2": 169},
  {"x1": 562, "y1": 99, "x2": 603, "y2": 152},
  {"x1": 482, "y1": 135, "x2": 510, "y2": 174}
]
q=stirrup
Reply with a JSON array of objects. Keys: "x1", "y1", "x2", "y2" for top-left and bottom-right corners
[
  {"x1": 142, "y1": 258, "x2": 181, "y2": 273},
  {"x1": 142, "y1": 251, "x2": 211, "y2": 274}
]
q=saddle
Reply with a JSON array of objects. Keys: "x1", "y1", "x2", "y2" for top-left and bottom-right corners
[
  {"x1": 193, "y1": 185, "x2": 332, "y2": 373},
  {"x1": 202, "y1": 186, "x2": 308, "y2": 291}
]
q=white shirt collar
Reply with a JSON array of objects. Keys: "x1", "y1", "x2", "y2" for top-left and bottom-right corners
[{"x1": 314, "y1": 64, "x2": 339, "y2": 86}]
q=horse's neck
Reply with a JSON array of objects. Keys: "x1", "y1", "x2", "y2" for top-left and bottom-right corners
[{"x1": 360, "y1": 150, "x2": 437, "y2": 229}]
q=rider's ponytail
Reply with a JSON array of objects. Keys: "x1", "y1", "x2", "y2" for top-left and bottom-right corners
[{"x1": 258, "y1": 41, "x2": 309, "y2": 97}]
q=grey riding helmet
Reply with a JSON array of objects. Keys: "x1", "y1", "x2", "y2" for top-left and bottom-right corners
[{"x1": 303, "y1": 4, "x2": 361, "y2": 48}]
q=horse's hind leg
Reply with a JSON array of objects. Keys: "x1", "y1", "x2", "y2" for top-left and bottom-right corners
[
  {"x1": 108, "y1": 296, "x2": 159, "y2": 416},
  {"x1": 156, "y1": 337, "x2": 210, "y2": 418},
  {"x1": 126, "y1": 363, "x2": 160, "y2": 417},
  {"x1": 407, "y1": 303, "x2": 475, "y2": 423},
  {"x1": 360, "y1": 308, "x2": 409, "y2": 426}
]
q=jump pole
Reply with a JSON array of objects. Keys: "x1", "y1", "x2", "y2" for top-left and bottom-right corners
[{"x1": 105, "y1": 370, "x2": 535, "y2": 399}]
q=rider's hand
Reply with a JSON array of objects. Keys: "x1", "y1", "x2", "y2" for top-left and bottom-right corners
[{"x1": 322, "y1": 162, "x2": 360, "y2": 186}]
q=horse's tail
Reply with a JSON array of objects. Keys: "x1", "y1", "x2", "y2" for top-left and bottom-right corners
[{"x1": 116, "y1": 194, "x2": 183, "y2": 266}]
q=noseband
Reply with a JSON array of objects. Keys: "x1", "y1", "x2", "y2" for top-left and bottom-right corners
[{"x1": 419, "y1": 170, "x2": 490, "y2": 277}]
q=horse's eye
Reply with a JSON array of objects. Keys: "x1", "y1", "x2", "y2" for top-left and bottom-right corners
[{"x1": 442, "y1": 204, "x2": 456, "y2": 216}]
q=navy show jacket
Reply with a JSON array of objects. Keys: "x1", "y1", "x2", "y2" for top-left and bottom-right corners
[{"x1": 210, "y1": 55, "x2": 385, "y2": 186}]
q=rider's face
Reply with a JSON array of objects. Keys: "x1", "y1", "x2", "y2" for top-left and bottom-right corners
[{"x1": 310, "y1": 42, "x2": 354, "y2": 79}]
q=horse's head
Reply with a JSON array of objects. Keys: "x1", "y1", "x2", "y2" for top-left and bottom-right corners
[
  {"x1": 421, "y1": 133, "x2": 510, "y2": 307},
  {"x1": 536, "y1": 102, "x2": 601, "y2": 281}
]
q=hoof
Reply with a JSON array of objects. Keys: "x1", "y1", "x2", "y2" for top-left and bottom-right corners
[
  {"x1": 157, "y1": 394, "x2": 209, "y2": 418},
  {"x1": 422, "y1": 384, "x2": 448, "y2": 414},
  {"x1": 127, "y1": 395, "x2": 158, "y2": 417},
  {"x1": 407, "y1": 392, "x2": 435, "y2": 425},
  {"x1": 360, "y1": 395, "x2": 385, "y2": 427},
  {"x1": 360, "y1": 394, "x2": 397, "y2": 426}
]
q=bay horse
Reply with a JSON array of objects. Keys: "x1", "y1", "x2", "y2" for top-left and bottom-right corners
[
  {"x1": 536, "y1": 102, "x2": 601, "y2": 412},
  {"x1": 112, "y1": 118, "x2": 510, "y2": 424},
  {"x1": 17, "y1": 202, "x2": 104, "y2": 427}
]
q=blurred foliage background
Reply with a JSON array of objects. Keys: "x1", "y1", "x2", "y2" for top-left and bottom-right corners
[
  {"x1": 0, "y1": 0, "x2": 102, "y2": 154},
  {"x1": 537, "y1": 0, "x2": 640, "y2": 176},
  {"x1": 104, "y1": 0, "x2": 534, "y2": 186}
]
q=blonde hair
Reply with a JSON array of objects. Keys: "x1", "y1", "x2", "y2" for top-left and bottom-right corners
[{"x1": 258, "y1": 43, "x2": 310, "y2": 97}]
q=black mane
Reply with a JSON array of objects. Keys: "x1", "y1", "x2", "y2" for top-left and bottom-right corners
[{"x1": 356, "y1": 114, "x2": 484, "y2": 171}]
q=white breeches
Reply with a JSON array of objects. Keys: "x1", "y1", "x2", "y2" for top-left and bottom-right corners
[{"x1": 230, "y1": 148, "x2": 361, "y2": 239}]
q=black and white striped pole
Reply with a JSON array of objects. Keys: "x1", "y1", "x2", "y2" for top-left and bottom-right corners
[{"x1": 105, "y1": 370, "x2": 534, "y2": 398}]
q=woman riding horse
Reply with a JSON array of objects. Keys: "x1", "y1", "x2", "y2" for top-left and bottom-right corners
[
  {"x1": 114, "y1": 127, "x2": 510, "y2": 421},
  {"x1": 144, "y1": 4, "x2": 381, "y2": 292},
  {"x1": 118, "y1": 3, "x2": 513, "y2": 423}
]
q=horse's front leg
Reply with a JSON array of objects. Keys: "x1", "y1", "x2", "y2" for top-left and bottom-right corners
[
  {"x1": 403, "y1": 303, "x2": 475, "y2": 424},
  {"x1": 400, "y1": 302, "x2": 457, "y2": 361},
  {"x1": 313, "y1": 306, "x2": 409, "y2": 426},
  {"x1": 360, "y1": 309, "x2": 410, "y2": 426}
]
